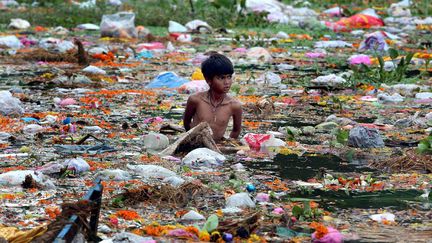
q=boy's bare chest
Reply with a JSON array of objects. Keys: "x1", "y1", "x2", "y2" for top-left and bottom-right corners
[{"x1": 195, "y1": 102, "x2": 231, "y2": 124}]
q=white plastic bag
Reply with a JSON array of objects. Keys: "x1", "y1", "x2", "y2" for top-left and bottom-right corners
[
  {"x1": 143, "y1": 133, "x2": 170, "y2": 151},
  {"x1": 0, "y1": 90, "x2": 24, "y2": 115},
  {"x1": 127, "y1": 164, "x2": 176, "y2": 179},
  {"x1": 369, "y1": 213, "x2": 395, "y2": 222},
  {"x1": 181, "y1": 210, "x2": 205, "y2": 221},
  {"x1": 246, "y1": 47, "x2": 272, "y2": 62},
  {"x1": 377, "y1": 93, "x2": 404, "y2": 103},
  {"x1": 226, "y1": 193, "x2": 256, "y2": 208},
  {"x1": 162, "y1": 176, "x2": 185, "y2": 187},
  {"x1": 8, "y1": 18, "x2": 30, "y2": 29},
  {"x1": 255, "y1": 72, "x2": 281, "y2": 87},
  {"x1": 168, "y1": 20, "x2": 188, "y2": 33},
  {"x1": 96, "y1": 169, "x2": 131, "y2": 181},
  {"x1": 311, "y1": 74, "x2": 347, "y2": 87},
  {"x1": 63, "y1": 157, "x2": 90, "y2": 173},
  {"x1": 182, "y1": 148, "x2": 226, "y2": 167},
  {"x1": 23, "y1": 124, "x2": 44, "y2": 135},
  {"x1": 0, "y1": 170, "x2": 55, "y2": 188},
  {"x1": 0, "y1": 36, "x2": 23, "y2": 49},
  {"x1": 185, "y1": 20, "x2": 212, "y2": 32},
  {"x1": 100, "y1": 12, "x2": 137, "y2": 38},
  {"x1": 83, "y1": 66, "x2": 107, "y2": 75}
]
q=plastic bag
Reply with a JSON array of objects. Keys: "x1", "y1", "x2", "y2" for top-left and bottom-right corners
[
  {"x1": 39, "y1": 38, "x2": 75, "y2": 53},
  {"x1": 415, "y1": 92, "x2": 432, "y2": 100},
  {"x1": 181, "y1": 210, "x2": 205, "y2": 221},
  {"x1": 255, "y1": 72, "x2": 282, "y2": 87},
  {"x1": 168, "y1": 20, "x2": 187, "y2": 33},
  {"x1": 369, "y1": 213, "x2": 395, "y2": 222},
  {"x1": 314, "y1": 41, "x2": 352, "y2": 48},
  {"x1": 242, "y1": 133, "x2": 272, "y2": 150},
  {"x1": 143, "y1": 132, "x2": 170, "y2": 151},
  {"x1": 0, "y1": 170, "x2": 54, "y2": 188},
  {"x1": 127, "y1": 164, "x2": 176, "y2": 179},
  {"x1": 348, "y1": 126, "x2": 384, "y2": 148},
  {"x1": 8, "y1": 18, "x2": 30, "y2": 29},
  {"x1": 246, "y1": 47, "x2": 272, "y2": 62},
  {"x1": 242, "y1": 133, "x2": 286, "y2": 152},
  {"x1": 377, "y1": 93, "x2": 404, "y2": 103},
  {"x1": 0, "y1": 36, "x2": 23, "y2": 49},
  {"x1": 106, "y1": 232, "x2": 154, "y2": 243},
  {"x1": 311, "y1": 74, "x2": 347, "y2": 87},
  {"x1": 162, "y1": 176, "x2": 185, "y2": 187},
  {"x1": 23, "y1": 124, "x2": 44, "y2": 135},
  {"x1": 185, "y1": 19, "x2": 212, "y2": 32},
  {"x1": 0, "y1": 0, "x2": 19, "y2": 7},
  {"x1": 100, "y1": 12, "x2": 137, "y2": 38},
  {"x1": 0, "y1": 91, "x2": 24, "y2": 115},
  {"x1": 63, "y1": 157, "x2": 90, "y2": 173},
  {"x1": 182, "y1": 148, "x2": 225, "y2": 167},
  {"x1": 146, "y1": 72, "x2": 188, "y2": 89},
  {"x1": 76, "y1": 23, "x2": 100, "y2": 30},
  {"x1": 226, "y1": 193, "x2": 256, "y2": 208},
  {"x1": 96, "y1": 169, "x2": 131, "y2": 181},
  {"x1": 83, "y1": 65, "x2": 106, "y2": 75},
  {"x1": 178, "y1": 80, "x2": 209, "y2": 94}
]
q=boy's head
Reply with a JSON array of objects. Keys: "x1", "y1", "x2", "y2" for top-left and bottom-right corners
[{"x1": 201, "y1": 53, "x2": 234, "y2": 82}]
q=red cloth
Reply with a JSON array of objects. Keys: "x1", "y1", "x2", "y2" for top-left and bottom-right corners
[{"x1": 325, "y1": 14, "x2": 384, "y2": 32}]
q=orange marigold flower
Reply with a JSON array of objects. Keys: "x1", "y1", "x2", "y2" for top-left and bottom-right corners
[
  {"x1": 310, "y1": 222, "x2": 329, "y2": 239},
  {"x1": 143, "y1": 225, "x2": 164, "y2": 236},
  {"x1": 115, "y1": 210, "x2": 140, "y2": 220},
  {"x1": 185, "y1": 226, "x2": 200, "y2": 236}
]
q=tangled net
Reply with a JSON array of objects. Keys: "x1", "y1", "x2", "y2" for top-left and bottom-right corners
[
  {"x1": 370, "y1": 149, "x2": 432, "y2": 173},
  {"x1": 32, "y1": 200, "x2": 96, "y2": 243},
  {"x1": 114, "y1": 181, "x2": 212, "y2": 208}
]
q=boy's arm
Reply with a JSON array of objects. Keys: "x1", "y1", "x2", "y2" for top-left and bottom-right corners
[
  {"x1": 183, "y1": 96, "x2": 197, "y2": 131},
  {"x1": 229, "y1": 102, "x2": 242, "y2": 139}
]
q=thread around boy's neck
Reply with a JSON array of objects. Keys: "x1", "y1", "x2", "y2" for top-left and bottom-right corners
[{"x1": 208, "y1": 89, "x2": 226, "y2": 103}]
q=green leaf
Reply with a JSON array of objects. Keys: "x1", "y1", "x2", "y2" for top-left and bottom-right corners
[
  {"x1": 182, "y1": 166, "x2": 191, "y2": 173},
  {"x1": 399, "y1": 57, "x2": 405, "y2": 67},
  {"x1": 239, "y1": 0, "x2": 246, "y2": 8},
  {"x1": 405, "y1": 52, "x2": 414, "y2": 65},
  {"x1": 388, "y1": 48, "x2": 399, "y2": 59},
  {"x1": 292, "y1": 205, "x2": 303, "y2": 218},
  {"x1": 360, "y1": 63, "x2": 371, "y2": 72},
  {"x1": 378, "y1": 56, "x2": 385, "y2": 71},
  {"x1": 303, "y1": 201, "x2": 311, "y2": 213},
  {"x1": 336, "y1": 129, "x2": 349, "y2": 145},
  {"x1": 202, "y1": 214, "x2": 218, "y2": 233},
  {"x1": 417, "y1": 142, "x2": 429, "y2": 153},
  {"x1": 276, "y1": 227, "x2": 311, "y2": 238}
]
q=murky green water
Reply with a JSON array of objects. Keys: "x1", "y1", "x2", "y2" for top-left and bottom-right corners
[{"x1": 248, "y1": 153, "x2": 375, "y2": 181}]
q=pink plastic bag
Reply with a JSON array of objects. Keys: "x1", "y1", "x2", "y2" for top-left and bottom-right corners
[{"x1": 242, "y1": 133, "x2": 272, "y2": 150}]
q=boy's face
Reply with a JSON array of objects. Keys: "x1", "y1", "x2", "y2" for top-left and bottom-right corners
[{"x1": 208, "y1": 74, "x2": 233, "y2": 94}]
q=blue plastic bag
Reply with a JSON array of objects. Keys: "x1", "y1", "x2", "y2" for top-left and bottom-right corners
[{"x1": 146, "y1": 72, "x2": 188, "y2": 89}]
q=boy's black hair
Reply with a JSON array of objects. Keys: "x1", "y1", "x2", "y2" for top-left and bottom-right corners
[{"x1": 201, "y1": 53, "x2": 234, "y2": 81}]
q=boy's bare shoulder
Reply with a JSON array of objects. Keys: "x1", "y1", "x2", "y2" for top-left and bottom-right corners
[
  {"x1": 187, "y1": 92, "x2": 204, "y2": 103},
  {"x1": 225, "y1": 95, "x2": 242, "y2": 109}
]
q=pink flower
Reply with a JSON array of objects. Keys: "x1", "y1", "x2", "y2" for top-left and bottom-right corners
[
  {"x1": 59, "y1": 98, "x2": 77, "y2": 107},
  {"x1": 234, "y1": 47, "x2": 247, "y2": 53},
  {"x1": 167, "y1": 229, "x2": 197, "y2": 239},
  {"x1": 349, "y1": 54, "x2": 371, "y2": 65},
  {"x1": 306, "y1": 52, "x2": 326, "y2": 58},
  {"x1": 312, "y1": 227, "x2": 343, "y2": 243},
  {"x1": 256, "y1": 193, "x2": 270, "y2": 202},
  {"x1": 272, "y1": 207, "x2": 284, "y2": 214}
]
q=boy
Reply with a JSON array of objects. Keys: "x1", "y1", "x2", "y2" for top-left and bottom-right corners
[{"x1": 183, "y1": 53, "x2": 242, "y2": 141}]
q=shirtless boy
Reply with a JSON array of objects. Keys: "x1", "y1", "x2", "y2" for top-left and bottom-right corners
[{"x1": 183, "y1": 53, "x2": 242, "y2": 141}]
